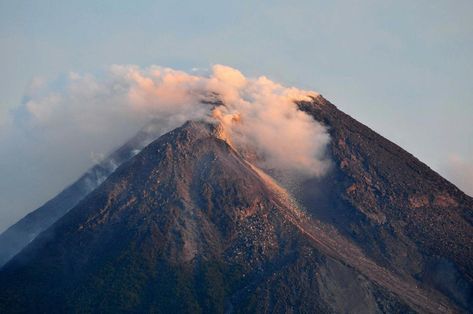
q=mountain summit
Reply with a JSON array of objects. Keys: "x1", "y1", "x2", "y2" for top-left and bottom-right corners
[{"x1": 0, "y1": 97, "x2": 472, "y2": 313}]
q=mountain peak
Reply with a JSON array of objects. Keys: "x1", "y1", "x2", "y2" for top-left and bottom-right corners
[
  {"x1": 1, "y1": 99, "x2": 472, "y2": 313},
  {"x1": 0, "y1": 116, "x2": 418, "y2": 313}
]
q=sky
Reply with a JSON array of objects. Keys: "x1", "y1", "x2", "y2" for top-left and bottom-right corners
[{"x1": 0, "y1": 0, "x2": 472, "y2": 232}]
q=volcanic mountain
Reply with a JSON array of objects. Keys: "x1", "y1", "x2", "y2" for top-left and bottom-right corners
[{"x1": 0, "y1": 96, "x2": 472, "y2": 313}]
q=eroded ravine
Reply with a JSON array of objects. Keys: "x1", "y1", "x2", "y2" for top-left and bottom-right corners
[{"x1": 251, "y1": 165, "x2": 459, "y2": 314}]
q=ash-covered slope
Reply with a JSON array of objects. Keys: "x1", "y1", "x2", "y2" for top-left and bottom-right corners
[
  {"x1": 298, "y1": 96, "x2": 473, "y2": 310},
  {"x1": 0, "y1": 121, "x2": 452, "y2": 314},
  {"x1": 0, "y1": 121, "x2": 162, "y2": 268}
]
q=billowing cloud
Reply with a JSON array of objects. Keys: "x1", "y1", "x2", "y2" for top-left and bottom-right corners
[
  {"x1": 0, "y1": 64, "x2": 330, "y2": 231},
  {"x1": 18, "y1": 64, "x2": 330, "y2": 175},
  {"x1": 210, "y1": 69, "x2": 330, "y2": 177}
]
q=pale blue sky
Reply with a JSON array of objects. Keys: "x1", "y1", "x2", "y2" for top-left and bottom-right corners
[{"x1": 0, "y1": 0, "x2": 472, "y2": 231}]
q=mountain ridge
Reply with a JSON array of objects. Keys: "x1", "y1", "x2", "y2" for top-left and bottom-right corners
[
  {"x1": 0, "y1": 120, "x2": 164, "y2": 267},
  {"x1": 298, "y1": 96, "x2": 473, "y2": 309}
]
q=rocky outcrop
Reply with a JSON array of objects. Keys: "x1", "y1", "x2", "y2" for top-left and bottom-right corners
[{"x1": 298, "y1": 96, "x2": 473, "y2": 310}]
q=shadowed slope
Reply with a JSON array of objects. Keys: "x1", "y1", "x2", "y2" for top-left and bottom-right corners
[
  {"x1": 0, "y1": 121, "x2": 163, "y2": 268},
  {"x1": 298, "y1": 96, "x2": 473, "y2": 310}
]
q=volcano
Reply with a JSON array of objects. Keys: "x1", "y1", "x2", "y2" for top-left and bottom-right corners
[{"x1": 0, "y1": 96, "x2": 472, "y2": 313}]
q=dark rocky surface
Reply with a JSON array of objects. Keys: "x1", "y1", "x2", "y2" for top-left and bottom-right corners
[
  {"x1": 0, "y1": 121, "x2": 418, "y2": 313},
  {"x1": 0, "y1": 97, "x2": 472, "y2": 313},
  {"x1": 298, "y1": 96, "x2": 473, "y2": 311}
]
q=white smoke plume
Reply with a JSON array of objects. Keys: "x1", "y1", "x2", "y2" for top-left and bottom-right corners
[
  {"x1": 21, "y1": 64, "x2": 330, "y2": 175},
  {"x1": 0, "y1": 64, "x2": 330, "y2": 231}
]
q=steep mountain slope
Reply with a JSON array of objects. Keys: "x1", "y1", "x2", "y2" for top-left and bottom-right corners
[
  {"x1": 0, "y1": 121, "x2": 457, "y2": 313},
  {"x1": 298, "y1": 95, "x2": 473, "y2": 309},
  {"x1": 0, "y1": 122, "x2": 162, "y2": 267}
]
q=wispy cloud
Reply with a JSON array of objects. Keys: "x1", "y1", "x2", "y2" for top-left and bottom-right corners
[{"x1": 442, "y1": 154, "x2": 473, "y2": 197}]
